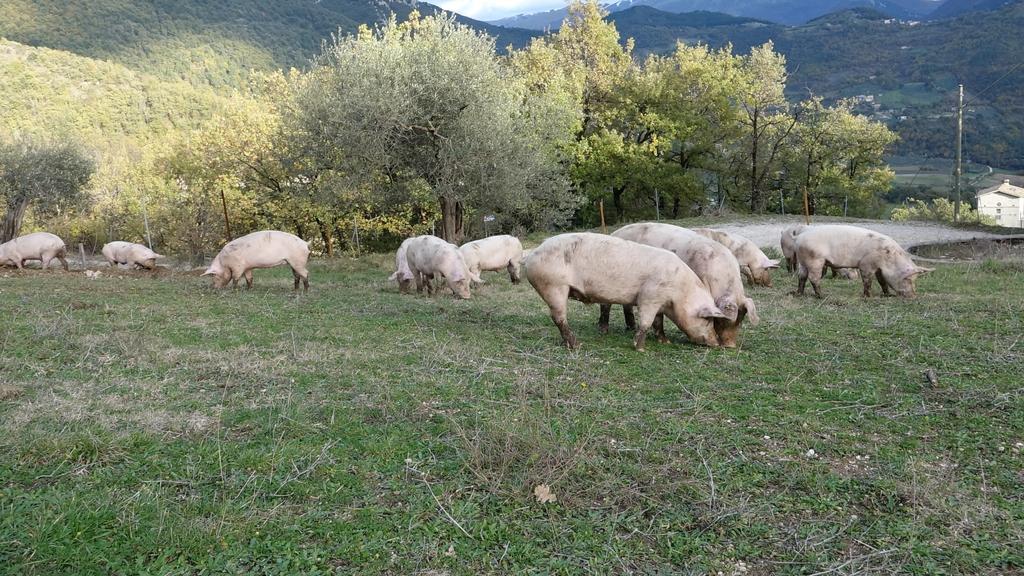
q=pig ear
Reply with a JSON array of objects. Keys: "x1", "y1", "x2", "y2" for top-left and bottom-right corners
[
  {"x1": 903, "y1": 266, "x2": 933, "y2": 279},
  {"x1": 697, "y1": 304, "x2": 729, "y2": 320},
  {"x1": 764, "y1": 258, "x2": 781, "y2": 269},
  {"x1": 201, "y1": 267, "x2": 216, "y2": 276},
  {"x1": 715, "y1": 295, "x2": 740, "y2": 322},
  {"x1": 743, "y1": 297, "x2": 760, "y2": 326}
]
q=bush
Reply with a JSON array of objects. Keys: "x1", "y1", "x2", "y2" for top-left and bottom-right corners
[{"x1": 890, "y1": 197, "x2": 995, "y2": 226}]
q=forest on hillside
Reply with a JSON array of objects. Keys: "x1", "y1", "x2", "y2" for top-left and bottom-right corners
[{"x1": 2, "y1": 2, "x2": 899, "y2": 258}]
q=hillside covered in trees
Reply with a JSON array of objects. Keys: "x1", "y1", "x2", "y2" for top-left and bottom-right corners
[
  {"x1": 602, "y1": 2, "x2": 1024, "y2": 170},
  {"x1": 0, "y1": 0, "x2": 535, "y2": 87},
  {"x1": 1, "y1": 1, "x2": 901, "y2": 259}
]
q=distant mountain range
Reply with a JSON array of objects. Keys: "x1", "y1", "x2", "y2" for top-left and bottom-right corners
[
  {"x1": 605, "y1": 2, "x2": 1024, "y2": 167},
  {"x1": 2, "y1": 0, "x2": 1024, "y2": 167},
  {"x1": 491, "y1": 0, "x2": 1002, "y2": 28}
]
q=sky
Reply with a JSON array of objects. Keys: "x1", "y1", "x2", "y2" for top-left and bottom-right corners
[{"x1": 433, "y1": 0, "x2": 569, "y2": 21}]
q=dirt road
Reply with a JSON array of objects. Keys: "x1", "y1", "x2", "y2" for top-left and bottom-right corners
[{"x1": 711, "y1": 217, "x2": 1007, "y2": 250}]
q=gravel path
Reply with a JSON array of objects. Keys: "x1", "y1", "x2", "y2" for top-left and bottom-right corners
[{"x1": 709, "y1": 217, "x2": 1007, "y2": 250}]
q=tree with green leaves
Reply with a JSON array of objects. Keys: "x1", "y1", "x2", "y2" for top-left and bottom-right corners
[
  {"x1": 0, "y1": 138, "x2": 94, "y2": 242},
  {"x1": 784, "y1": 97, "x2": 897, "y2": 215},
  {"x1": 732, "y1": 42, "x2": 796, "y2": 213},
  {"x1": 291, "y1": 13, "x2": 574, "y2": 243}
]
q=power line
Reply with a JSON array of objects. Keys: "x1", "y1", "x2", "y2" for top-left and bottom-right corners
[{"x1": 963, "y1": 60, "x2": 1024, "y2": 107}]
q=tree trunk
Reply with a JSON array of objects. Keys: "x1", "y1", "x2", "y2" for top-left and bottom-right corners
[
  {"x1": 315, "y1": 218, "x2": 333, "y2": 257},
  {"x1": 612, "y1": 186, "x2": 626, "y2": 222},
  {"x1": 804, "y1": 162, "x2": 817, "y2": 217},
  {"x1": 1, "y1": 198, "x2": 30, "y2": 243},
  {"x1": 439, "y1": 196, "x2": 464, "y2": 244},
  {"x1": 750, "y1": 108, "x2": 761, "y2": 213}
]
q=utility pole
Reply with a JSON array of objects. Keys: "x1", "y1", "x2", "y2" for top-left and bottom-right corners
[
  {"x1": 954, "y1": 84, "x2": 964, "y2": 223},
  {"x1": 654, "y1": 189, "x2": 660, "y2": 221}
]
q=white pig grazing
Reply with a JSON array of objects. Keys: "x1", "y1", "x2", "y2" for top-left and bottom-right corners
[
  {"x1": 694, "y1": 228, "x2": 780, "y2": 287},
  {"x1": 611, "y1": 223, "x2": 759, "y2": 348},
  {"x1": 0, "y1": 232, "x2": 68, "y2": 271},
  {"x1": 404, "y1": 235, "x2": 471, "y2": 299},
  {"x1": 203, "y1": 230, "x2": 310, "y2": 291},
  {"x1": 781, "y1": 225, "x2": 859, "y2": 280},
  {"x1": 102, "y1": 241, "x2": 163, "y2": 270},
  {"x1": 388, "y1": 237, "x2": 416, "y2": 293},
  {"x1": 794, "y1": 224, "x2": 933, "y2": 298},
  {"x1": 458, "y1": 235, "x2": 523, "y2": 285},
  {"x1": 525, "y1": 233, "x2": 727, "y2": 350}
]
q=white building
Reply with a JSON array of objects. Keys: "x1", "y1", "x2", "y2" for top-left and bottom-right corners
[{"x1": 976, "y1": 179, "x2": 1024, "y2": 228}]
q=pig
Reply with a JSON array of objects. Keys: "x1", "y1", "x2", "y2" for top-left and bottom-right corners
[
  {"x1": 203, "y1": 230, "x2": 310, "y2": 291},
  {"x1": 458, "y1": 235, "x2": 523, "y2": 285},
  {"x1": 793, "y1": 224, "x2": 933, "y2": 298},
  {"x1": 388, "y1": 237, "x2": 416, "y2": 293},
  {"x1": 404, "y1": 235, "x2": 471, "y2": 299},
  {"x1": 101, "y1": 241, "x2": 163, "y2": 270},
  {"x1": 0, "y1": 232, "x2": 68, "y2": 270},
  {"x1": 525, "y1": 233, "x2": 727, "y2": 350},
  {"x1": 694, "y1": 228, "x2": 780, "y2": 287},
  {"x1": 780, "y1": 225, "x2": 806, "y2": 273},
  {"x1": 781, "y1": 225, "x2": 860, "y2": 280},
  {"x1": 609, "y1": 223, "x2": 759, "y2": 348}
]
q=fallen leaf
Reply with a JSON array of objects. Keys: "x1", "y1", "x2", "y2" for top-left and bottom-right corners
[{"x1": 533, "y1": 484, "x2": 557, "y2": 504}]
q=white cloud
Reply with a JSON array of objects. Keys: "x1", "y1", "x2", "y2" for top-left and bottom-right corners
[{"x1": 433, "y1": 0, "x2": 570, "y2": 21}]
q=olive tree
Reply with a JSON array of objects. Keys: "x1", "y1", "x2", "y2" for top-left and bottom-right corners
[
  {"x1": 0, "y1": 139, "x2": 94, "y2": 242},
  {"x1": 292, "y1": 13, "x2": 575, "y2": 243}
]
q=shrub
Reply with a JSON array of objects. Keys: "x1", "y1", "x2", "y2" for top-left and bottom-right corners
[{"x1": 890, "y1": 197, "x2": 995, "y2": 226}]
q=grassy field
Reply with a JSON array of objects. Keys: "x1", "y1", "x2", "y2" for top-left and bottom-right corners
[{"x1": 1, "y1": 248, "x2": 1022, "y2": 574}]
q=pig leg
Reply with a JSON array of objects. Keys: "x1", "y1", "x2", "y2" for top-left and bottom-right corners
[
  {"x1": 622, "y1": 305, "x2": 637, "y2": 331},
  {"x1": 507, "y1": 261, "x2": 521, "y2": 284},
  {"x1": 598, "y1": 304, "x2": 611, "y2": 334},
  {"x1": 653, "y1": 314, "x2": 669, "y2": 344},
  {"x1": 244, "y1": 270, "x2": 254, "y2": 289},
  {"x1": 539, "y1": 285, "x2": 577, "y2": 349},
  {"x1": 288, "y1": 261, "x2": 310, "y2": 292},
  {"x1": 632, "y1": 304, "x2": 659, "y2": 351},
  {"x1": 860, "y1": 268, "x2": 874, "y2": 297},
  {"x1": 40, "y1": 256, "x2": 50, "y2": 271},
  {"x1": 802, "y1": 258, "x2": 825, "y2": 298},
  {"x1": 796, "y1": 263, "x2": 809, "y2": 295},
  {"x1": 875, "y1": 270, "x2": 892, "y2": 297}
]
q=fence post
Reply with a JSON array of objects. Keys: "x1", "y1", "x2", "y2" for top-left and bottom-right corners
[{"x1": 78, "y1": 243, "x2": 86, "y2": 269}]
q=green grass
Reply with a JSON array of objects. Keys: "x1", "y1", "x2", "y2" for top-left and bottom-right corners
[{"x1": 1, "y1": 256, "x2": 1022, "y2": 574}]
